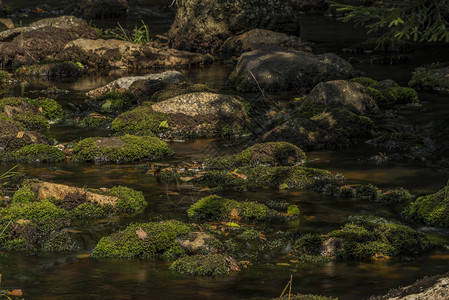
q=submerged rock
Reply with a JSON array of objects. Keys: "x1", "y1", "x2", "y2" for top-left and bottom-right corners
[
  {"x1": 59, "y1": 38, "x2": 210, "y2": 69},
  {"x1": 409, "y1": 65, "x2": 449, "y2": 94},
  {"x1": 0, "y1": 16, "x2": 96, "y2": 67},
  {"x1": 70, "y1": 0, "x2": 129, "y2": 19},
  {"x1": 170, "y1": 254, "x2": 236, "y2": 276},
  {"x1": 86, "y1": 71, "x2": 185, "y2": 98},
  {"x1": 221, "y1": 28, "x2": 313, "y2": 57},
  {"x1": 168, "y1": 0, "x2": 301, "y2": 54},
  {"x1": 71, "y1": 135, "x2": 174, "y2": 163},
  {"x1": 229, "y1": 50, "x2": 356, "y2": 92}
]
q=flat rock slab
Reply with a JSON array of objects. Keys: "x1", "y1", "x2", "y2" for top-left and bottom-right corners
[
  {"x1": 86, "y1": 71, "x2": 185, "y2": 98},
  {"x1": 34, "y1": 181, "x2": 118, "y2": 206}
]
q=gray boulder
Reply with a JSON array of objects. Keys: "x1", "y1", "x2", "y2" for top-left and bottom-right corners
[{"x1": 230, "y1": 49, "x2": 356, "y2": 92}]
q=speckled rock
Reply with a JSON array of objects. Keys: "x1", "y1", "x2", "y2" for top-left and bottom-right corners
[
  {"x1": 86, "y1": 71, "x2": 186, "y2": 98},
  {"x1": 229, "y1": 49, "x2": 356, "y2": 92}
]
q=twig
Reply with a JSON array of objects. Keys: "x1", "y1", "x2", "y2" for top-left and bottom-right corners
[{"x1": 249, "y1": 71, "x2": 266, "y2": 99}]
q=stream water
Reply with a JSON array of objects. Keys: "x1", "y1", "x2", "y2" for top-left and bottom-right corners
[{"x1": 0, "y1": 3, "x2": 449, "y2": 300}]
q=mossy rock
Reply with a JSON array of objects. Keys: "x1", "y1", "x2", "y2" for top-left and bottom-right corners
[
  {"x1": 403, "y1": 186, "x2": 449, "y2": 227},
  {"x1": 159, "y1": 165, "x2": 338, "y2": 193},
  {"x1": 350, "y1": 77, "x2": 380, "y2": 89},
  {"x1": 15, "y1": 61, "x2": 84, "y2": 78},
  {"x1": 111, "y1": 105, "x2": 167, "y2": 136},
  {"x1": 0, "y1": 119, "x2": 53, "y2": 152},
  {"x1": 9, "y1": 144, "x2": 65, "y2": 163},
  {"x1": 0, "y1": 96, "x2": 63, "y2": 130},
  {"x1": 378, "y1": 188, "x2": 412, "y2": 204},
  {"x1": 187, "y1": 195, "x2": 272, "y2": 222},
  {"x1": 170, "y1": 254, "x2": 233, "y2": 276},
  {"x1": 409, "y1": 66, "x2": 449, "y2": 94},
  {"x1": 321, "y1": 218, "x2": 434, "y2": 261},
  {"x1": 91, "y1": 220, "x2": 191, "y2": 259},
  {"x1": 85, "y1": 91, "x2": 136, "y2": 114},
  {"x1": 72, "y1": 135, "x2": 173, "y2": 163},
  {"x1": 205, "y1": 142, "x2": 306, "y2": 169},
  {"x1": 13, "y1": 180, "x2": 147, "y2": 216}
]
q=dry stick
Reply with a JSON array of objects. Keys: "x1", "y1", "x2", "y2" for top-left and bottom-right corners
[
  {"x1": 288, "y1": 274, "x2": 293, "y2": 300},
  {"x1": 249, "y1": 71, "x2": 266, "y2": 99}
]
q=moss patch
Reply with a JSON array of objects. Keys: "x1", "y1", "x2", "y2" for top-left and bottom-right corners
[
  {"x1": 403, "y1": 186, "x2": 449, "y2": 227},
  {"x1": 91, "y1": 220, "x2": 191, "y2": 259},
  {"x1": 11, "y1": 144, "x2": 65, "y2": 163},
  {"x1": 85, "y1": 91, "x2": 136, "y2": 114},
  {"x1": 72, "y1": 135, "x2": 173, "y2": 163},
  {"x1": 111, "y1": 105, "x2": 167, "y2": 135}
]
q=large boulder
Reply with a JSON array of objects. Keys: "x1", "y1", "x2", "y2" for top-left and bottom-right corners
[
  {"x1": 86, "y1": 71, "x2": 186, "y2": 98},
  {"x1": 0, "y1": 16, "x2": 96, "y2": 67},
  {"x1": 0, "y1": 119, "x2": 53, "y2": 152},
  {"x1": 220, "y1": 28, "x2": 313, "y2": 57},
  {"x1": 229, "y1": 50, "x2": 356, "y2": 92},
  {"x1": 168, "y1": 0, "x2": 301, "y2": 54},
  {"x1": 59, "y1": 38, "x2": 210, "y2": 69},
  {"x1": 70, "y1": 0, "x2": 129, "y2": 19},
  {"x1": 111, "y1": 93, "x2": 249, "y2": 138},
  {"x1": 305, "y1": 80, "x2": 377, "y2": 115}
]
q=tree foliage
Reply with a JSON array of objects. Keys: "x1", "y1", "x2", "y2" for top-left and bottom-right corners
[{"x1": 328, "y1": 0, "x2": 449, "y2": 47}]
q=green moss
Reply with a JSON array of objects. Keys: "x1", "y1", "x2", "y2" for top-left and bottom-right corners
[
  {"x1": 41, "y1": 231, "x2": 79, "y2": 252},
  {"x1": 409, "y1": 69, "x2": 449, "y2": 90},
  {"x1": 294, "y1": 234, "x2": 323, "y2": 255},
  {"x1": 350, "y1": 77, "x2": 380, "y2": 88},
  {"x1": 24, "y1": 98, "x2": 64, "y2": 121},
  {"x1": 86, "y1": 91, "x2": 136, "y2": 114},
  {"x1": 12, "y1": 144, "x2": 65, "y2": 163},
  {"x1": 327, "y1": 220, "x2": 433, "y2": 260},
  {"x1": 91, "y1": 220, "x2": 191, "y2": 259},
  {"x1": 374, "y1": 132, "x2": 425, "y2": 153},
  {"x1": 355, "y1": 184, "x2": 380, "y2": 200},
  {"x1": 403, "y1": 186, "x2": 449, "y2": 227},
  {"x1": 151, "y1": 83, "x2": 211, "y2": 102},
  {"x1": 0, "y1": 97, "x2": 50, "y2": 130},
  {"x1": 111, "y1": 106, "x2": 167, "y2": 135},
  {"x1": 383, "y1": 87, "x2": 419, "y2": 105},
  {"x1": 170, "y1": 254, "x2": 232, "y2": 276},
  {"x1": 378, "y1": 188, "x2": 412, "y2": 204},
  {"x1": 187, "y1": 195, "x2": 269, "y2": 222},
  {"x1": 0, "y1": 70, "x2": 11, "y2": 88},
  {"x1": 12, "y1": 186, "x2": 36, "y2": 204},
  {"x1": 94, "y1": 186, "x2": 147, "y2": 214},
  {"x1": 72, "y1": 135, "x2": 173, "y2": 163},
  {"x1": 205, "y1": 142, "x2": 306, "y2": 169},
  {"x1": 73, "y1": 203, "x2": 114, "y2": 219}
]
